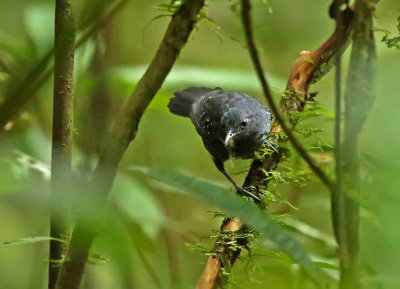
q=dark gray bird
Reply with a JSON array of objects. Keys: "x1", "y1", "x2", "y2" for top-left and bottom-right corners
[{"x1": 168, "y1": 87, "x2": 273, "y2": 201}]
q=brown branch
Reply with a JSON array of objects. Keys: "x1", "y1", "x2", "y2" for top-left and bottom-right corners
[
  {"x1": 0, "y1": 0, "x2": 129, "y2": 131},
  {"x1": 54, "y1": 1, "x2": 205, "y2": 289},
  {"x1": 196, "y1": 218, "x2": 243, "y2": 289},
  {"x1": 196, "y1": 2, "x2": 356, "y2": 289},
  {"x1": 49, "y1": 1, "x2": 75, "y2": 288}
]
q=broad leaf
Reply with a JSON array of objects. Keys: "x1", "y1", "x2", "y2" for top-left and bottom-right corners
[
  {"x1": 109, "y1": 65, "x2": 286, "y2": 95},
  {"x1": 135, "y1": 167, "x2": 331, "y2": 287},
  {"x1": 254, "y1": 248, "x2": 339, "y2": 271},
  {"x1": 110, "y1": 173, "x2": 164, "y2": 239},
  {"x1": 283, "y1": 217, "x2": 337, "y2": 248}
]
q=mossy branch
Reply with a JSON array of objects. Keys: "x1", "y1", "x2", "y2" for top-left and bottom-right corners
[
  {"x1": 196, "y1": 1, "x2": 357, "y2": 288},
  {"x1": 241, "y1": 0, "x2": 335, "y2": 194},
  {"x1": 54, "y1": 1, "x2": 205, "y2": 289},
  {"x1": 49, "y1": 0, "x2": 76, "y2": 288}
]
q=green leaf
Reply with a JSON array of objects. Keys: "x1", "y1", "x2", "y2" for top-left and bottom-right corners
[
  {"x1": 283, "y1": 217, "x2": 337, "y2": 248},
  {"x1": 135, "y1": 167, "x2": 331, "y2": 287},
  {"x1": 0, "y1": 237, "x2": 65, "y2": 248},
  {"x1": 109, "y1": 65, "x2": 287, "y2": 95},
  {"x1": 88, "y1": 253, "x2": 111, "y2": 265},
  {"x1": 304, "y1": 54, "x2": 315, "y2": 65},
  {"x1": 155, "y1": 1, "x2": 182, "y2": 14},
  {"x1": 110, "y1": 173, "x2": 164, "y2": 239},
  {"x1": 23, "y1": 4, "x2": 54, "y2": 56},
  {"x1": 253, "y1": 248, "x2": 339, "y2": 271}
]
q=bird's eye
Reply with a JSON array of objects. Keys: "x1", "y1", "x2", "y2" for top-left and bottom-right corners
[{"x1": 240, "y1": 121, "x2": 247, "y2": 127}]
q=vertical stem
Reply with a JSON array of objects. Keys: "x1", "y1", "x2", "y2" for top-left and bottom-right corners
[
  {"x1": 55, "y1": 2, "x2": 204, "y2": 289},
  {"x1": 332, "y1": 2, "x2": 355, "y2": 287},
  {"x1": 333, "y1": 0, "x2": 378, "y2": 288},
  {"x1": 49, "y1": 1, "x2": 75, "y2": 288},
  {"x1": 332, "y1": 0, "x2": 347, "y2": 266},
  {"x1": 333, "y1": 4, "x2": 343, "y2": 237}
]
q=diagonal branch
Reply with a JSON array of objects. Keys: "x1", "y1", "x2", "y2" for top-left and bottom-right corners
[
  {"x1": 196, "y1": 2, "x2": 356, "y2": 289},
  {"x1": 54, "y1": 1, "x2": 205, "y2": 289}
]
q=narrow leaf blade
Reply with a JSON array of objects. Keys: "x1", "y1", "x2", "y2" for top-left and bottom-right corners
[{"x1": 0, "y1": 237, "x2": 66, "y2": 248}]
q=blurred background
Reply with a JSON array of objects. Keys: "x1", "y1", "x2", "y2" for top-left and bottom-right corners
[{"x1": 0, "y1": 0, "x2": 400, "y2": 288}]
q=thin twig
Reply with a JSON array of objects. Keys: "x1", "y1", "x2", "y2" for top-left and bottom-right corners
[
  {"x1": 55, "y1": 2, "x2": 205, "y2": 289},
  {"x1": 241, "y1": 0, "x2": 335, "y2": 194},
  {"x1": 0, "y1": 0, "x2": 130, "y2": 130}
]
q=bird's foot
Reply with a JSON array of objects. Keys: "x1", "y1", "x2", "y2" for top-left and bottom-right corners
[
  {"x1": 237, "y1": 186, "x2": 260, "y2": 202},
  {"x1": 265, "y1": 140, "x2": 278, "y2": 154}
]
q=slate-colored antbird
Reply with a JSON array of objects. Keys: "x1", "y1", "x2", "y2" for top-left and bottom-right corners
[{"x1": 168, "y1": 87, "x2": 273, "y2": 201}]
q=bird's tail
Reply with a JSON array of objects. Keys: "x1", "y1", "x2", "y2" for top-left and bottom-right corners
[{"x1": 168, "y1": 87, "x2": 218, "y2": 117}]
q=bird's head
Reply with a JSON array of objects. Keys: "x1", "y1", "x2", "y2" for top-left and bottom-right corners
[{"x1": 221, "y1": 107, "x2": 271, "y2": 158}]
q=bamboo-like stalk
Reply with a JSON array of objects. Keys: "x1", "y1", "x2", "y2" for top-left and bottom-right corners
[
  {"x1": 49, "y1": 0, "x2": 75, "y2": 288},
  {"x1": 54, "y1": 1, "x2": 205, "y2": 289},
  {"x1": 333, "y1": 0, "x2": 378, "y2": 288}
]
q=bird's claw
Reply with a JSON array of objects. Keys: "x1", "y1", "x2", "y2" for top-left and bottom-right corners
[
  {"x1": 244, "y1": 185, "x2": 256, "y2": 191},
  {"x1": 238, "y1": 186, "x2": 261, "y2": 202},
  {"x1": 265, "y1": 140, "x2": 278, "y2": 154}
]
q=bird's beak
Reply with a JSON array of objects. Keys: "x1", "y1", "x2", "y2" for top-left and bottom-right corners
[{"x1": 224, "y1": 130, "x2": 237, "y2": 147}]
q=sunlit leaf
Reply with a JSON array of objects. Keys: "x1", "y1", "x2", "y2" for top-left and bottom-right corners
[{"x1": 109, "y1": 64, "x2": 286, "y2": 95}]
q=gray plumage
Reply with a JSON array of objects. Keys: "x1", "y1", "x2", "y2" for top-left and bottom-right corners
[{"x1": 168, "y1": 87, "x2": 273, "y2": 200}]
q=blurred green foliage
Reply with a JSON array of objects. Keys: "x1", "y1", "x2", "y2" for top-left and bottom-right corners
[{"x1": 0, "y1": 0, "x2": 400, "y2": 289}]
